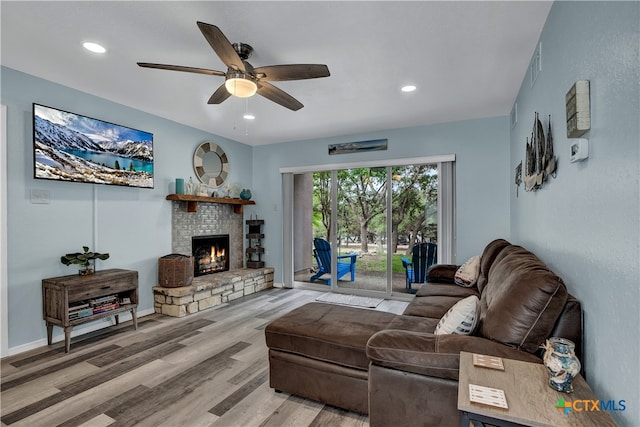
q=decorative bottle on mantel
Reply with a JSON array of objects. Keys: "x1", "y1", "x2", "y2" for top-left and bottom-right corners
[{"x1": 185, "y1": 177, "x2": 196, "y2": 195}]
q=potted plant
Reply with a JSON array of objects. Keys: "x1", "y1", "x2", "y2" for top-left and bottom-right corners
[{"x1": 60, "y1": 246, "x2": 110, "y2": 275}]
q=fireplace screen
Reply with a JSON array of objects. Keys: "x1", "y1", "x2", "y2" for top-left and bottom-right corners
[{"x1": 192, "y1": 235, "x2": 230, "y2": 277}]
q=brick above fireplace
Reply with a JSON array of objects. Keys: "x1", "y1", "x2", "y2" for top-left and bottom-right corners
[{"x1": 170, "y1": 201, "x2": 243, "y2": 270}]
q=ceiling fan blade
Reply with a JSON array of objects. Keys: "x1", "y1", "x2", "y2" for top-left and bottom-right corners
[
  {"x1": 256, "y1": 82, "x2": 303, "y2": 111},
  {"x1": 208, "y1": 84, "x2": 232, "y2": 104},
  {"x1": 196, "y1": 21, "x2": 245, "y2": 73},
  {"x1": 137, "y1": 63, "x2": 226, "y2": 76},
  {"x1": 253, "y1": 64, "x2": 330, "y2": 81}
]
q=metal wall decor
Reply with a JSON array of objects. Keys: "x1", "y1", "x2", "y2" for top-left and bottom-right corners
[
  {"x1": 193, "y1": 141, "x2": 229, "y2": 187},
  {"x1": 515, "y1": 161, "x2": 522, "y2": 197},
  {"x1": 524, "y1": 113, "x2": 557, "y2": 192}
]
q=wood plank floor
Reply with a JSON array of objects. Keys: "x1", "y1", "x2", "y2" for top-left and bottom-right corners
[{"x1": 1, "y1": 288, "x2": 408, "y2": 427}]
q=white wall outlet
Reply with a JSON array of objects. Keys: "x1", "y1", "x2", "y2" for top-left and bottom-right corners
[{"x1": 570, "y1": 139, "x2": 589, "y2": 163}]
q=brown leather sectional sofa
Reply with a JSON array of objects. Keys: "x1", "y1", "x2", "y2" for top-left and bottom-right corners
[{"x1": 265, "y1": 239, "x2": 582, "y2": 426}]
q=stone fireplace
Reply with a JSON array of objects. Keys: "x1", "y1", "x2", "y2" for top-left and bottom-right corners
[
  {"x1": 192, "y1": 234, "x2": 229, "y2": 277},
  {"x1": 157, "y1": 199, "x2": 273, "y2": 318}
]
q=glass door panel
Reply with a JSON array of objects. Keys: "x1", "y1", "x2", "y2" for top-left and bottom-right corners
[
  {"x1": 292, "y1": 172, "x2": 324, "y2": 285},
  {"x1": 390, "y1": 164, "x2": 438, "y2": 294},
  {"x1": 336, "y1": 167, "x2": 388, "y2": 294}
]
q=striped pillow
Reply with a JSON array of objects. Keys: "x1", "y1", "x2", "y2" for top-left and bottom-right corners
[
  {"x1": 434, "y1": 295, "x2": 480, "y2": 335},
  {"x1": 454, "y1": 256, "x2": 480, "y2": 287}
]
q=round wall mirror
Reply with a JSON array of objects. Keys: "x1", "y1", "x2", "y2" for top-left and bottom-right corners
[{"x1": 193, "y1": 141, "x2": 229, "y2": 187}]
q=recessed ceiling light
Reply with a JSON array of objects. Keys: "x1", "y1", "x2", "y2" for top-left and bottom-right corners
[
  {"x1": 401, "y1": 85, "x2": 417, "y2": 93},
  {"x1": 243, "y1": 113, "x2": 255, "y2": 120},
  {"x1": 82, "y1": 42, "x2": 106, "y2": 54}
]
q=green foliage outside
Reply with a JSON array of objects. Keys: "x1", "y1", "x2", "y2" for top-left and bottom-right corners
[
  {"x1": 355, "y1": 253, "x2": 407, "y2": 273},
  {"x1": 312, "y1": 164, "x2": 438, "y2": 257}
]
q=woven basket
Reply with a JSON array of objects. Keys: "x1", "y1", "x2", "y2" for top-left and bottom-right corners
[{"x1": 158, "y1": 254, "x2": 193, "y2": 288}]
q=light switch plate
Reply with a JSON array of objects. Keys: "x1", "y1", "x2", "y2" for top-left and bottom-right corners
[{"x1": 30, "y1": 189, "x2": 50, "y2": 204}]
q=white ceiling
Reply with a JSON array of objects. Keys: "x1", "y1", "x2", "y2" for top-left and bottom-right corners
[{"x1": 1, "y1": 1, "x2": 552, "y2": 146}]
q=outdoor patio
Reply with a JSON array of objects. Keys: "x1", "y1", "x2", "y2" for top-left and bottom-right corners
[{"x1": 294, "y1": 268, "x2": 416, "y2": 295}]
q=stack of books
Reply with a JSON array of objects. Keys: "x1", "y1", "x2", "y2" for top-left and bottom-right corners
[
  {"x1": 89, "y1": 295, "x2": 120, "y2": 314},
  {"x1": 69, "y1": 302, "x2": 93, "y2": 320}
]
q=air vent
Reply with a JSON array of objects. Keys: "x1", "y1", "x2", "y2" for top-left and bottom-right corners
[{"x1": 530, "y1": 42, "x2": 542, "y2": 87}]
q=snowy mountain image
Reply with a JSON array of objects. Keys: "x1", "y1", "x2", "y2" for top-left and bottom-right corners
[{"x1": 33, "y1": 105, "x2": 153, "y2": 188}]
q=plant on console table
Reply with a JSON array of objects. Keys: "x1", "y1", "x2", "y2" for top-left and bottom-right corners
[{"x1": 60, "y1": 246, "x2": 110, "y2": 276}]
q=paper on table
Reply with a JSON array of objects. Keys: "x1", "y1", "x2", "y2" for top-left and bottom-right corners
[
  {"x1": 469, "y1": 384, "x2": 508, "y2": 409},
  {"x1": 473, "y1": 353, "x2": 505, "y2": 370}
]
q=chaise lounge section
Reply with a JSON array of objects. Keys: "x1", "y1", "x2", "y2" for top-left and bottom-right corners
[{"x1": 265, "y1": 239, "x2": 582, "y2": 426}]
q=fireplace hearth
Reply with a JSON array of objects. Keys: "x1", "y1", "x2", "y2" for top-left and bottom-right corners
[{"x1": 192, "y1": 235, "x2": 230, "y2": 277}]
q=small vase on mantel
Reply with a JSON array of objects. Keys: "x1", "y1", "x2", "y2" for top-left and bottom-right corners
[
  {"x1": 542, "y1": 337, "x2": 581, "y2": 393},
  {"x1": 239, "y1": 189, "x2": 252, "y2": 200}
]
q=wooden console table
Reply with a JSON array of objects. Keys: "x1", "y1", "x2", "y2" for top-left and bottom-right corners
[
  {"x1": 458, "y1": 351, "x2": 616, "y2": 427},
  {"x1": 42, "y1": 268, "x2": 138, "y2": 353}
]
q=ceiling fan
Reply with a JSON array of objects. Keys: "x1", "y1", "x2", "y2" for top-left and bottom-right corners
[{"x1": 138, "y1": 21, "x2": 330, "y2": 111}]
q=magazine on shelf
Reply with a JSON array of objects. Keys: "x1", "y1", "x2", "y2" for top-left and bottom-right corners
[
  {"x1": 89, "y1": 295, "x2": 117, "y2": 306},
  {"x1": 92, "y1": 303, "x2": 120, "y2": 314},
  {"x1": 69, "y1": 302, "x2": 90, "y2": 310},
  {"x1": 69, "y1": 308, "x2": 93, "y2": 319}
]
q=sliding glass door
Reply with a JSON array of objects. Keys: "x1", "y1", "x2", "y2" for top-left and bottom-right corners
[{"x1": 286, "y1": 155, "x2": 454, "y2": 297}]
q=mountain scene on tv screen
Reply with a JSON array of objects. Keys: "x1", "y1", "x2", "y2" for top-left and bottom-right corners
[{"x1": 34, "y1": 108, "x2": 154, "y2": 188}]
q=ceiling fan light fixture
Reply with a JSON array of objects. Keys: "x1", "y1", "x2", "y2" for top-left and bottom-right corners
[
  {"x1": 401, "y1": 85, "x2": 417, "y2": 93},
  {"x1": 225, "y1": 74, "x2": 257, "y2": 98},
  {"x1": 82, "y1": 42, "x2": 106, "y2": 54}
]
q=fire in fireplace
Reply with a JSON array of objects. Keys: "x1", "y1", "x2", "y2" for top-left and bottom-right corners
[{"x1": 192, "y1": 235, "x2": 230, "y2": 277}]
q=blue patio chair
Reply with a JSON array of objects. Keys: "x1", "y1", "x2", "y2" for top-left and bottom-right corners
[
  {"x1": 401, "y1": 242, "x2": 437, "y2": 294},
  {"x1": 310, "y1": 238, "x2": 357, "y2": 285}
]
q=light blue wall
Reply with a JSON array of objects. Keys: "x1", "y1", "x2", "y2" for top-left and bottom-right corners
[
  {"x1": 1, "y1": 67, "x2": 252, "y2": 351},
  {"x1": 253, "y1": 116, "x2": 511, "y2": 284},
  {"x1": 509, "y1": 2, "x2": 639, "y2": 425}
]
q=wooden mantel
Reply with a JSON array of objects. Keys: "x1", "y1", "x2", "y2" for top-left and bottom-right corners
[{"x1": 166, "y1": 194, "x2": 255, "y2": 214}]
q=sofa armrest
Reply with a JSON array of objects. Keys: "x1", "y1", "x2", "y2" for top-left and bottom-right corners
[
  {"x1": 366, "y1": 329, "x2": 542, "y2": 381},
  {"x1": 427, "y1": 264, "x2": 459, "y2": 283}
]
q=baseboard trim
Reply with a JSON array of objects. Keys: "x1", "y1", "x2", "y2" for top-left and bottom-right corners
[{"x1": 3, "y1": 307, "x2": 156, "y2": 358}]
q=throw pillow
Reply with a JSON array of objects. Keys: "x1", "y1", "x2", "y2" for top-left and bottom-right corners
[
  {"x1": 454, "y1": 255, "x2": 480, "y2": 287},
  {"x1": 434, "y1": 295, "x2": 480, "y2": 335}
]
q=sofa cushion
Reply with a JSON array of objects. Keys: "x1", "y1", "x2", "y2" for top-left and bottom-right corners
[
  {"x1": 265, "y1": 302, "x2": 396, "y2": 370},
  {"x1": 415, "y1": 282, "x2": 480, "y2": 299},
  {"x1": 478, "y1": 245, "x2": 568, "y2": 353},
  {"x1": 366, "y1": 330, "x2": 543, "y2": 380},
  {"x1": 402, "y1": 295, "x2": 462, "y2": 319},
  {"x1": 454, "y1": 256, "x2": 480, "y2": 287},
  {"x1": 477, "y1": 238, "x2": 511, "y2": 293},
  {"x1": 435, "y1": 295, "x2": 480, "y2": 335},
  {"x1": 387, "y1": 314, "x2": 439, "y2": 333},
  {"x1": 426, "y1": 264, "x2": 459, "y2": 283}
]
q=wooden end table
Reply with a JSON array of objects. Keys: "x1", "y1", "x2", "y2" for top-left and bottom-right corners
[{"x1": 457, "y1": 351, "x2": 617, "y2": 427}]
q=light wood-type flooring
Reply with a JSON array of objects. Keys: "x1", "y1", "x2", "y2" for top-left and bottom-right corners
[{"x1": 1, "y1": 288, "x2": 408, "y2": 427}]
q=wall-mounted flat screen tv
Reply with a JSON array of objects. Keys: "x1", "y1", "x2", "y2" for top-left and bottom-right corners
[{"x1": 33, "y1": 103, "x2": 154, "y2": 188}]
